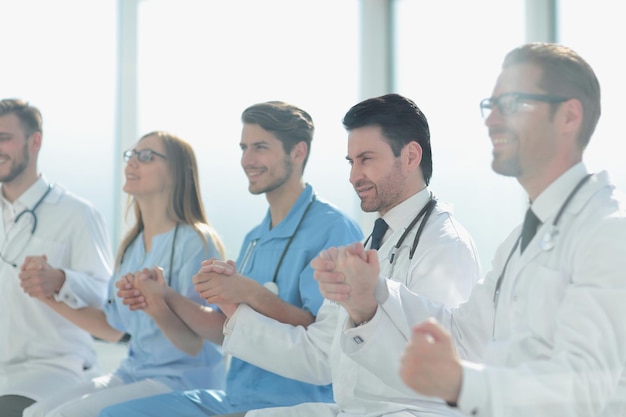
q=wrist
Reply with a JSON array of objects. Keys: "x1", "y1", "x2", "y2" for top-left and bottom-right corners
[
  {"x1": 349, "y1": 304, "x2": 377, "y2": 327},
  {"x1": 55, "y1": 268, "x2": 66, "y2": 294}
]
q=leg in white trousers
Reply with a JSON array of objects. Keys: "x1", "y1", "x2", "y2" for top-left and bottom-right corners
[{"x1": 23, "y1": 373, "x2": 172, "y2": 417}]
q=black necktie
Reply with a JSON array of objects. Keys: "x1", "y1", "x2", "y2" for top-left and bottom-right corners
[
  {"x1": 520, "y1": 208, "x2": 541, "y2": 253},
  {"x1": 370, "y1": 218, "x2": 389, "y2": 250}
]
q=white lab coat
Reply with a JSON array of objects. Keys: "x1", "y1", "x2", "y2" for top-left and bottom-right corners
[
  {"x1": 0, "y1": 177, "x2": 113, "y2": 400},
  {"x1": 223, "y1": 190, "x2": 481, "y2": 416},
  {"x1": 342, "y1": 166, "x2": 626, "y2": 417}
]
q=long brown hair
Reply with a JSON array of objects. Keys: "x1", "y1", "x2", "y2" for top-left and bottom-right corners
[{"x1": 115, "y1": 131, "x2": 225, "y2": 268}]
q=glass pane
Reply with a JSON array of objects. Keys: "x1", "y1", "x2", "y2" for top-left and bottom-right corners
[
  {"x1": 393, "y1": 0, "x2": 525, "y2": 268},
  {"x1": 0, "y1": 0, "x2": 117, "y2": 242},
  {"x1": 559, "y1": 2, "x2": 626, "y2": 192},
  {"x1": 137, "y1": 0, "x2": 360, "y2": 258}
]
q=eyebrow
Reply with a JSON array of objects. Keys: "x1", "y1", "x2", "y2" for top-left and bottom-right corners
[{"x1": 347, "y1": 150, "x2": 375, "y2": 161}]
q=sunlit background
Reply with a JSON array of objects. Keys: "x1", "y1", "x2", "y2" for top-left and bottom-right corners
[{"x1": 1, "y1": 0, "x2": 625, "y2": 273}]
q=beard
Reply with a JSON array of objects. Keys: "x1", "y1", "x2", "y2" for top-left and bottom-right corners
[
  {"x1": 0, "y1": 143, "x2": 29, "y2": 183},
  {"x1": 248, "y1": 156, "x2": 294, "y2": 195},
  {"x1": 356, "y1": 160, "x2": 405, "y2": 214}
]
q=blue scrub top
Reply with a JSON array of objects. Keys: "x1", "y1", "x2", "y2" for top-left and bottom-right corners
[
  {"x1": 105, "y1": 224, "x2": 225, "y2": 390},
  {"x1": 226, "y1": 184, "x2": 363, "y2": 408}
]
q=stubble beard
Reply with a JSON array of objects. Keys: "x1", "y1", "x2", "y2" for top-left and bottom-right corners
[{"x1": 0, "y1": 144, "x2": 29, "y2": 183}]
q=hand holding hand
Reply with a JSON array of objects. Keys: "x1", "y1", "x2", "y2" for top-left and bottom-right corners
[
  {"x1": 399, "y1": 318, "x2": 462, "y2": 404},
  {"x1": 312, "y1": 242, "x2": 379, "y2": 323},
  {"x1": 192, "y1": 258, "x2": 247, "y2": 318},
  {"x1": 116, "y1": 268, "x2": 157, "y2": 311},
  {"x1": 19, "y1": 255, "x2": 65, "y2": 299},
  {"x1": 131, "y1": 267, "x2": 168, "y2": 316}
]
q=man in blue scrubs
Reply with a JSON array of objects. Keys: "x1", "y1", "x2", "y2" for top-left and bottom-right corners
[{"x1": 99, "y1": 101, "x2": 363, "y2": 416}]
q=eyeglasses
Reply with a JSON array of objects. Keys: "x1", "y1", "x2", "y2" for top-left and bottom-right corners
[
  {"x1": 123, "y1": 148, "x2": 167, "y2": 163},
  {"x1": 480, "y1": 92, "x2": 570, "y2": 119}
]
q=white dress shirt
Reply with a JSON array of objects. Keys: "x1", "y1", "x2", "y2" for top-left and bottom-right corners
[
  {"x1": 223, "y1": 188, "x2": 482, "y2": 416},
  {"x1": 0, "y1": 176, "x2": 113, "y2": 400}
]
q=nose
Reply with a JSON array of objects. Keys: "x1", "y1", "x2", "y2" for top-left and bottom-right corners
[
  {"x1": 241, "y1": 148, "x2": 253, "y2": 167},
  {"x1": 125, "y1": 153, "x2": 140, "y2": 166},
  {"x1": 349, "y1": 164, "x2": 361, "y2": 186},
  {"x1": 484, "y1": 106, "x2": 503, "y2": 128}
]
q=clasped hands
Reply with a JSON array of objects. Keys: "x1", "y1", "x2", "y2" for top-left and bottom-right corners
[
  {"x1": 311, "y1": 242, "x2": 462, "y2": 405},
  {"x1": 115, "y1": 259, "x2": 247, "y2": 317},
  {"x1": 18, "y1": 255, "x2": 65, "y2": 299}
]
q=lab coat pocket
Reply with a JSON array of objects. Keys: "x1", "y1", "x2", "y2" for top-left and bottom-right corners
[
  {"x1": 27, "y1": 235, "x2": 68, "y2": 266},
  {"x1": 523, "y1": 264, "x2": 569, "y2": 341}
]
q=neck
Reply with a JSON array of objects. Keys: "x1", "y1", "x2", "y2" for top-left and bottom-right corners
[
  {"x1": 136, "y1": 196, "x2": 177, "y2": 247},
  {"x1": 520, "y1": 157, "x2": 582, "y2": 202},
  {"x1": 266, "y1": 179, "x2": 306, "y2": 228},
  {"x1": 1, "y1": 171, "x2": 40, "y2": 203}
]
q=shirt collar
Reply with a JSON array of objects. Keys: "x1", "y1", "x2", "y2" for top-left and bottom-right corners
[
  {"x1": 252, "y1": 183, "x2": 315, "y2": 240},
  {"x1": 382, "y1": 187, "x2": 432, "y2": 236},
  {"x1": 1, "y1": 175, "x2": 50, "y2": 213},
  {"x1": 531, "y1": 162, "x2": 589, "y2": 223}
]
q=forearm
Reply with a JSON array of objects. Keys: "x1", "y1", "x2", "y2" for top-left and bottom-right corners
[
  {"x1": 223, "y1": 303, "x2": 334, "y2": 384},
  {"x1": 146, "y1": 297, "x2": 204, "y2": 356},
  {"x1": 164, "y1": 287, "x2": 226, "y2": 345},
  {"x1": 42, "y1": 298, "x2": 123, "y2": 342},
  {"x1": 245, "y1": 287, "x2": 315, "y2": 327}
]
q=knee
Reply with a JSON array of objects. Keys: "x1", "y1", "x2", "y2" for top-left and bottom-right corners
[
  {"x1": 97, "y1": 404, "x2": 118, "y2": 417},
  {"x1": 0, "y1": 395, "x2": 37, "y2": 417}
]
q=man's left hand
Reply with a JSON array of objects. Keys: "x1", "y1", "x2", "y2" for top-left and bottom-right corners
[{"x1": 399, "y1": 318, "x2": 462, "y2": 404}]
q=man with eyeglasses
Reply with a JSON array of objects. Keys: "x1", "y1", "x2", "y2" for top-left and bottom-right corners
[
  {"x1": 0, "y1": 99, "x2": 113, "y2": 417},
  {"x1": 312, "y1": 43, "x2": 626, "y2": 417}
]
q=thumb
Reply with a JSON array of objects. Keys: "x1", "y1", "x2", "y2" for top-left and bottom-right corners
[
  {"x1": 152, "y1": 266, "x2": 166, "y2": 283},
  {"x1": 412, "y1": 318, "x2": 448, "y2": 343}
]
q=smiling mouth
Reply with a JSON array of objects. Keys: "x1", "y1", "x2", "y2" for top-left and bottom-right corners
[
  {"x1": 246, "y1": 168, "x2": 265, "y2": 179},
  {"x1": 355, "y1": 184, "x2": 375, "y2": 197}
]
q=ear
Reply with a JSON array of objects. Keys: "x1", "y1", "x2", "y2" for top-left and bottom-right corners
[
  {"x1": 291, "y1": 141, "x2": 308, "y2": 165},
  {"x1": 560, "y1": 98, "x2": 583, "y2": 136},
  {"x1": 29, "y1": 131, "x2": 43, "y2": 153},
  {"x1": 404, "y1": 141, "x2": 423, "y2": 171}
]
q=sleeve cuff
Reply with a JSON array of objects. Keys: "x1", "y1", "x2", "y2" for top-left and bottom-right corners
[
  {"x1": 457, "y1": 360, "x2": 488, "y2": 416},
  {"x1": 54, "y1": 269, "x2": 83, "y2": 308},
  {"x1": 223, "y1": 303, "x2": 245, "y2": 337}
]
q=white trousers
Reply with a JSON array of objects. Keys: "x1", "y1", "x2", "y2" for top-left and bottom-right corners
[
  {"x1": 22, "y1": 373, "x2": 172, "y2": 417},
  {"x1": 0, "y1": 358, "x2": 98, "y2": 400}
]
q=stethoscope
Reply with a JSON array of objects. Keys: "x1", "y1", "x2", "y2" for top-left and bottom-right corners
[
  {"x1": 492, "y1": 173, "x2": 594, "y2": 311},
  {"x1": 111, "y1": 223, "x2": 179, "y2": 305},
  {"x1": 239, "y1": 195, "x2": 316, "y2": 296},
  {"x1": 364, "y1": 196, "x2": 437, "y2": 269},
  {"x1": 0, "y1": 184, "x2": 53, "y2": 268}
]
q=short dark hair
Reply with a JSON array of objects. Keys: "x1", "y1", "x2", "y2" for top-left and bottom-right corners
[
  {"x1": 342, "y1": 93, "x2": 432, "y2": 185},
  {"x1": 0, "y1": 98, "x2": 43, "y2": 138},
  {"x1": 503, "y1": 43, "x2": 601, "y2": 149},
  {"x1": 241, "y1": 101, "x2": 314, "y2": 171}
]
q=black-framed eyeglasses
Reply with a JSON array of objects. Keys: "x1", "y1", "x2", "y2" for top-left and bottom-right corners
[
  {"x1": 123, "y1": 148, "x2": 167, "y2": 163},
  {"x1": 480, "y1": 92, "x2": 570, "y2": 119}
]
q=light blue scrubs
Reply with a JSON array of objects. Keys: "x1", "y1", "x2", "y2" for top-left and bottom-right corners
[
  {"x1": 99, "y1": 184, "x2": 363, "y2": 416},
  {"x1": 104, "y1": 224, "x2": 225, "y2": 390}
]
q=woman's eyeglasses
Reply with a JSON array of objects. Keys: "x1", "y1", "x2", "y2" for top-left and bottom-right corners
[{"x1": 123, "y1": 148, "x2": 167, "y2": 163}]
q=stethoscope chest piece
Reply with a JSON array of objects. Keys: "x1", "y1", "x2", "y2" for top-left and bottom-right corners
[
  {"x1": 264, "y1": 281, "x2": 279, "y2": 295},
  {"x1": 540, "y1": 227, "x2": 558, "y2": 252}
]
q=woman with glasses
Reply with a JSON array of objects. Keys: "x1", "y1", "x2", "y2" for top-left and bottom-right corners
[{"x1": 23, "y1": 131, "x2": 226, "y2": 417}]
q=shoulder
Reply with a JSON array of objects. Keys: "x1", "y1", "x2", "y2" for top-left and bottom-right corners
[
  {"x1": 49, "y1": 184, "x2": 104, "y2": 219},
  {"x1": 307, "y1": 197, "x2": 363, "y2": 237},
  {"x1": 176, "y1": 223, "x2": 222, "y2": 257},
  {"x1": 309, "y1": 196, "x2": 359, "y2": 225},
  {"x1": 426, "y1": 200, "x2": 476, "y2": 245}
]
